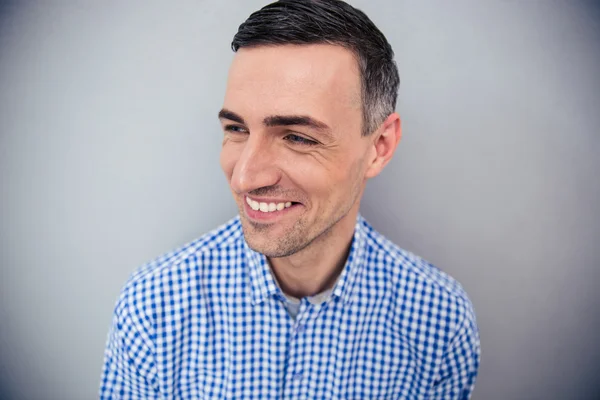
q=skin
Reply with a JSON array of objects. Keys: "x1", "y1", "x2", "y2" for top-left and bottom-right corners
[{"x1": 219, "y1": 44, "x2": 401, "y2": 299}]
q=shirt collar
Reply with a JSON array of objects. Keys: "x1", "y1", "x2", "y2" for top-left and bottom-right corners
[{"x1": 245, "y1": 214, "x2": 367, "y2": 306}]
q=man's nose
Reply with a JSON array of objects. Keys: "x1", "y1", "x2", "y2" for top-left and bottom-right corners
[{"x1": 230, "y1": 134, "x2": 281, "y2": 194}]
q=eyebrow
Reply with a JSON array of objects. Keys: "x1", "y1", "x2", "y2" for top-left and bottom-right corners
[
  {"x1": 218, "y1": 108, "x2": 333, "y2": 140},
  {"x1": 218, "y1": 109, "x2": 246, "y2": 125},
  {"x1": 263, "y1": 115, "x2": 330, "y2": 132}
]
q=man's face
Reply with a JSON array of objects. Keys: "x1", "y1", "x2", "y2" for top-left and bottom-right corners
[{"x1": 220, "y1": 44, "x2": 374, "y2": 258}]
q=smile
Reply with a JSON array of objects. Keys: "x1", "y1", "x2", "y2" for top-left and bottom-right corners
[{"x1": 245, "y1": 196, "x2": 293, "y2": 213}]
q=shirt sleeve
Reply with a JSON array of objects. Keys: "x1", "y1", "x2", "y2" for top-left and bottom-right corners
[
  {"x1": 99, "y1": 295, "x2": 161, "y2": 400},
  {"x1": 429, "y1": 306, "x2": 481, "y2": 400}
]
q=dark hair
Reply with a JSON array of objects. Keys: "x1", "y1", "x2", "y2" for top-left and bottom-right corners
[{"x1": 231, "y1": 0, "x2": 400, "y2": 136}]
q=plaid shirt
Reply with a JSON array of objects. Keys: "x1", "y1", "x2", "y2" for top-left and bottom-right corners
[{"x1": 100, "y1": 215, "x2": 480, "y2": 399}]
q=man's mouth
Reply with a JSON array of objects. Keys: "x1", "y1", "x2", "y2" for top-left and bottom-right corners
[
  {"x1": 242, "y1": 195, "x2": 302, "y2": 222},
  {"x1": 245, "y1": 195, "x2": 294, "y2": 213}
]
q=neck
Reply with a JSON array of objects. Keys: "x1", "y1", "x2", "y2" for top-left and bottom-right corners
[{"x1": 268, "y1": 206, "x2": 360, "y2": 299}]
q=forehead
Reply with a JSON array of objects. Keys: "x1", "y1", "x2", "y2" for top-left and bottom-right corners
[{"x1": 224, "y1": 44, "x2": 361, "y2": 122}]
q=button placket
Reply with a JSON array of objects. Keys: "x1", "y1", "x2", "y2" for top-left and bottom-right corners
[
  {"x1": 292, "y1": 298, "x2": 310, "y2": 333},
  {"x1": 283, "y1": 298, "x2": 313, "y2": 397},
  {"x1": 295, "y1": 324, "x2": 305, "y2": 334}
]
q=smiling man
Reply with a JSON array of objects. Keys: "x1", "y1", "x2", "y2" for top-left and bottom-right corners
[{"x1": 100, "y1": 1, "x2": 480, "y2": 399}]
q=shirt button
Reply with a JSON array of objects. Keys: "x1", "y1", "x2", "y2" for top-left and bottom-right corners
[
  {"x1": 293, "y1": 371, "x2": 303, "y2": 380},
  {"x1": 296, "y1": 324, "x2": 305, "y2": 334}
]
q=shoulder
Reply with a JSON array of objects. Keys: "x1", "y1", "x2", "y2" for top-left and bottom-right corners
[
  {"x1": 114, "y1": 216, "x2": 244, "y2": 319},
  {"x1": 359, "y1": 217, "x2": 477, "y2": 339}
]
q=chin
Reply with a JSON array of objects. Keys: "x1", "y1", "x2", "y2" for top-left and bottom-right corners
[
  {"x1": 244, "y1": 236, "x2": 289, "y2": 258},
  {"x1": 240, "y1": 219, "x2": 276, "y2": 252},
  {"x1": 240, "y1": 223, "x2": 302, "y2": 258}
]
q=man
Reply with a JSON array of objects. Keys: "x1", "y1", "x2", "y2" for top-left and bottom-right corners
[{"x1": 100, "y1": 0, "x2": 480, "y2": 399}]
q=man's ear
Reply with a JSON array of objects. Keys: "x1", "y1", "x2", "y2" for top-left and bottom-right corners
[{"x1": 365, "y1": 112, "x2": 402, "y2": 179}]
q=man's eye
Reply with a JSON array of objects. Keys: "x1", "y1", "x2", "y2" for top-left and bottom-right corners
[
  {"x1": 224, "y1": 125, "x2": 248, "y2": 134},
  {"x1": 284, "y1": 134, "x2": 318, "y2": 146}
]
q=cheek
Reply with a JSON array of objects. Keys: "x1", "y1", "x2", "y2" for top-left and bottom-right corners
[
  {"x1": 325, "y1": 154, "x2": 367, "y2": 200},
  {"x1": 285, "y1": 154, "x2": 353, "y2": 199}
]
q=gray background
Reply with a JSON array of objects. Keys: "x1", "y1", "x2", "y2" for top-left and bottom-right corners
[{"x1": 1, "y1": 0, "x2": 599, "y2": 399}]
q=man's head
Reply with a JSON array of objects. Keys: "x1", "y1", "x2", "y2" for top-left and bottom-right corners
[{"x1": 219, "y1": 0, "x2": 401, "y2": 258}]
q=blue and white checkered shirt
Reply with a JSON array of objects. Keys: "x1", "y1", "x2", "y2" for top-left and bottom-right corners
[{"x1": 100, "y1": 215, "x2": 480, "y2": 399}]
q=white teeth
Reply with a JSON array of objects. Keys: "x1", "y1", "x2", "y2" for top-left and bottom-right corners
[{"x1": 246, "y1": 196, "x2": 294, "y2": 213}]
